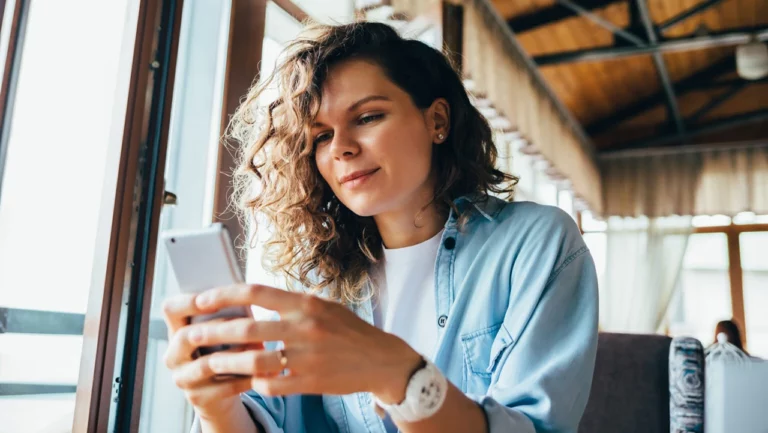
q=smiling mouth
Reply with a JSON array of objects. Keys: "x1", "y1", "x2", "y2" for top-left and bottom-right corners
[
  {"x1": 340, "y1": 168, "x2": 380, "y2": 184},
  {"x1": 339, "y1": 168, "x2": 380, "y2": 188}
]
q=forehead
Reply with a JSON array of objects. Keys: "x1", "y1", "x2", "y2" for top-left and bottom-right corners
[{"x1": 317, "y1": 59, "x2": 402, "y2": 114}]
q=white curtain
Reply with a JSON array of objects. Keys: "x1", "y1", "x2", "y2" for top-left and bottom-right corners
[{"x1": 600, "y1": 216, "x2": 693, "y2": 333}]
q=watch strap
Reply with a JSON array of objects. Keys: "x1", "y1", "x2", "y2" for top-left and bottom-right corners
[{"x1": 373, "y1": 357, "x2": 448, "y2": 423}]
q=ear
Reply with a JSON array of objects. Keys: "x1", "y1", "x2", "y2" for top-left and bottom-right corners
[{"x1": 427, "y1": 98, "x2": 450, "y2": 144}]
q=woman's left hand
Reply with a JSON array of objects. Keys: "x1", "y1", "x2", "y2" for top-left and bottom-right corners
[{"x1": 190, "y1": 284, "x2": 422, "y2": 404}]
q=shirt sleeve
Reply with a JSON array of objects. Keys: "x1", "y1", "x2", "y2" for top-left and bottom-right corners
[
  {"x1": 188, "y1": 364, "x2": 332, "y2": 433},
  {"x1": 469, "y1": 225, "x2": 599, "y2": 433},
  {"x1": 189, "y1": 392, "x2": 289, "y2": 433}
]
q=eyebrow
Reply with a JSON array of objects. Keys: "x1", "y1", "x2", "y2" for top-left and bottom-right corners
[
  {"x1": 312, "y1": 95, "x2": 391, "y2": 128},
  {"x1": 347, "y1": 95, "x2": 391, "y2": 112}
]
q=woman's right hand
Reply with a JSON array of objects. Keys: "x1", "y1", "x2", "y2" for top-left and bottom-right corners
[{"x1": 161, "y1": 293, "x2": 261, "y2": 422}]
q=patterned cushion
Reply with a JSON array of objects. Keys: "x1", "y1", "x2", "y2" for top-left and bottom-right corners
[{"x1": 669, "y1": 337, "x2": 705, "y2": 433}]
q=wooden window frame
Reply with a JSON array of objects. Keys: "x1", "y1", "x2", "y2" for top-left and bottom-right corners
[
  {"x1": 73, "y1": 0, "x2": 184, "y2": 431},
  {"x1": 0, "y1": 0, "x2": 27, "y2": 197},
  {"x1": 693, "y1": 223, "x2": 768, "y2": 349}
]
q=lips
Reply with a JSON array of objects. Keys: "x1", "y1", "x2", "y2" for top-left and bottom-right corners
[{"x1": 339, "y1": 168, "x2": 379, "y2": 185}]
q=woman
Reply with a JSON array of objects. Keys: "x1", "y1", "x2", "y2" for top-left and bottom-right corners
[
  {"x1": 163, "y1": 22, "x2": 598, "y2": 433},
  {"x1": 712, "y1": 319, "x2": 748, "y2": 355}
]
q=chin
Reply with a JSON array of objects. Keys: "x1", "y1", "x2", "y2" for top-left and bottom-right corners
[{"x1": 339, "y1": 194, "x2": 387, "y2": 218}]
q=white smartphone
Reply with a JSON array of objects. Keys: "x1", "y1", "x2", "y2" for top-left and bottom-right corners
[{"x1": 162, "y1": 222, "x2": 254, "y2": 356}]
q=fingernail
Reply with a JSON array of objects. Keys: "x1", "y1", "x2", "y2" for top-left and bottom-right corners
[
  {"x1": 209, "y1": 358, "x2": 222, "y2": 372},
  {"x1": 188, "y1": 329, "x2": 202, "y2": 343},
  {"x1": 196, "y1": 293, "x2": 212, "y2": 307}
]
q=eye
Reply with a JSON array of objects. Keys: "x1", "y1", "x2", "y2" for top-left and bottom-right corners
[
  {"x1": 313, "y1": 131, "x2": 333, "y2": 147},
  {"x1": 358, "y1": 113, "x2": 384, "y2": 125}
]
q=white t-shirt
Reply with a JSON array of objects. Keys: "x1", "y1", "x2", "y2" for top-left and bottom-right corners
[{"x1": 371, "y1": 229, "x2": 444, "y2": 360}]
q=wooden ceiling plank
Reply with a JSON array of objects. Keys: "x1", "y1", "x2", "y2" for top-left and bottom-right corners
[
  {"x1": 586, "y1": 55, "x2": 734, "y2": 135},
  {"x1": 659, "y1": 0, "x2": 725, "y2": 33},
  {"x1": 687, "y1": 82, "x2": 747, "y2": 124},
  {"x1": 607, "y1": 108, "x2": 768, "y2": 150}
]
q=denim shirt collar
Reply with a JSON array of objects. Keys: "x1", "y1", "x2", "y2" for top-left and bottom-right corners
[{"x1": 450, "y1": 194, "x2": 504, "y2": 224}]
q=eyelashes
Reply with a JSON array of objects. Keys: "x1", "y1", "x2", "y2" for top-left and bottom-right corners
[{"x1": 312, "y1": 113, "x2": 386, "y2": 147}]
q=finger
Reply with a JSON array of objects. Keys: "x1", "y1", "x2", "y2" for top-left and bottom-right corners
[
  {"x1": 185, "y1": 377, "x2": 253, "y2": 409},
  {"x1": 196, "y1": 284, "x2": 311, "y2": 314},
  {"x1": 208, "y1": 348, "x2": 293, "y2": 377},
  {"x1": 164, "y1": 319, "x2": 228, "y2": 369},
  {"x1": 189, "y1": 318, "x2": 294, "y2": 348},
  {"x1": 162, "y1": 293, "x2": 202, "y2": 336},
  {"x1": 172, "y1": 355, "x2": 219, "y2": 389},
  {"x1": 251, "y1": 375, "x2": 315, "y2": 397}
]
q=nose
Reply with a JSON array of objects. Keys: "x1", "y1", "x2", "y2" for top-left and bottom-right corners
[{"x1": 329, "y1": 132, "x2": 360, "y2": 160}]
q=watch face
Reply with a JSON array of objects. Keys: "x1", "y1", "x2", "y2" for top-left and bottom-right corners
[{"x1": 418, "y1": 378, "x2": 445, "y2": 410}]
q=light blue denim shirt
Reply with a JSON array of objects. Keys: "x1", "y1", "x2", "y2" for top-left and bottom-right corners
[{"x1": 192, "y1": 196, "x2": 598, "y2": 433}]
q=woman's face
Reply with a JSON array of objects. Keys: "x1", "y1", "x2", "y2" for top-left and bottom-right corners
[{"x1": 312, "y1": 59, "x2": 449, "y2": 218}]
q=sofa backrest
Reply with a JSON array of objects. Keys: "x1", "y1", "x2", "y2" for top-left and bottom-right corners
[{"x1": 579, "y1": 333, "x2": 672, "y2": 433}]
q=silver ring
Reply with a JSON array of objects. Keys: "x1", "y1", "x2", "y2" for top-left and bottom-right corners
[{"x1": 278, "y1": 349, "x2": 288, "y2": 368}]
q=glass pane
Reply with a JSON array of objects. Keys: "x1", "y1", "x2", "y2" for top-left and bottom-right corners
[
  {"x1": 138, "y1": 1, "x2": 232, "y2": 432},
  {"x1": 740, "y1": 232, "x2": 768, "y2": 358},
  {"x1": 0, "y1": 0, "x2": 136, "y2": 430},
  {"x1": 667, "y1": 233, "x2": 732, "y2": 347}
]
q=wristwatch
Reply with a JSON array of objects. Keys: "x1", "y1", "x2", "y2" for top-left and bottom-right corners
[{"x1": 373, "y1": 357, "x2": 448, "y2": 423}]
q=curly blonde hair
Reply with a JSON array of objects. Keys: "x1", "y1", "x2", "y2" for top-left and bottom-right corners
[{"x1": 228, "y1": 21, "x2": 517, "y2": 305}]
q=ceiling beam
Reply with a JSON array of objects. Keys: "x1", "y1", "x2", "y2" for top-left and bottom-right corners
[
  {"x1": 659, "y1": 0, "x2": 725, "y2": 33},
  {"x1": 533, "y1": 26, "x2": 768, "y2": 65},
  {"x1": 691, "y1": 78, "x2": 768, "y2": 89},
  {"x1": 634, "y1": 0, "x2": 685, "y2": 135},
  {"x1": 507, "y1": 0, "x2": 619, "y2": 33},
  {"x1": 556, "y1": 0, "x2": 646, "y2": 46},
  {"x1": 586, "y1": 56, "x2": 734, "y2": 135},
  {"x1": 686, "y1": 81, "x2": 747, "y2": 125},
  {"x1": 605, "y1": 109, "x2": 768, "y2": 151}
]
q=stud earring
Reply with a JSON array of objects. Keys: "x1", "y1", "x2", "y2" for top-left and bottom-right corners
[{"x1": 437, "y1": 133, "x2": 445, "y2": 140}]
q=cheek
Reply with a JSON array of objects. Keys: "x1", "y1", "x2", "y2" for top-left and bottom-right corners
[
  {"x1": 314, "y1": 152, "x2": 331, "y2": 183},
  {"x1": 377, "y1": 121, "x2": 432, "y2": 171}
]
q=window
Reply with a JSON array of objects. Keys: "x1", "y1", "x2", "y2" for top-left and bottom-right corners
[
  {"x1": 740, "y1": 232, "x2": 768, "y2": 358},
  {"x1": 584, "y1": 209, "x2": 768, "y2": 353},
  {"x1": 667, "y1": 234, "x2": 732, "y2": 346},
  {"x1": 137, "y1": 1, "x2": 233, "y2": 431},
  {"x1": 0, "y1": 1, "x2": 137, "y2": 431}
]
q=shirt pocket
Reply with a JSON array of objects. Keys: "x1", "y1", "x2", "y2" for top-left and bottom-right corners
[{"x1": 460, "y1": 323, "x2": 514, "y2": 394}]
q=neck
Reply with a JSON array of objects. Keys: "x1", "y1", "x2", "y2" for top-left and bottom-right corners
[{"x1": 374, "y1": 192, "x2": 448, "y2": 250}]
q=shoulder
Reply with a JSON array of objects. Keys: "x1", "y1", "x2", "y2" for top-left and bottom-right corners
[
  {"x1": 480, "y1": 198, "x2": 583, "y2": 245},
  {"x1": 468, "y1": 198, "x2": 588, "y2": 271}
]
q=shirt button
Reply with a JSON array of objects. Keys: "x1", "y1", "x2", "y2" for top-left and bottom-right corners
[
  {"x1": 438, "y1": 315, "x2": 448, "y2": 327},
  {"x1": 443, "y1": 237, "x2": 456, "y2": 250}
]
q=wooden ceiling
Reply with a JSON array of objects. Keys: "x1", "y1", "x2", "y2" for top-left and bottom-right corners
[{"x1": 492, "y1": 0, "x2": 768, "y2": 152}]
